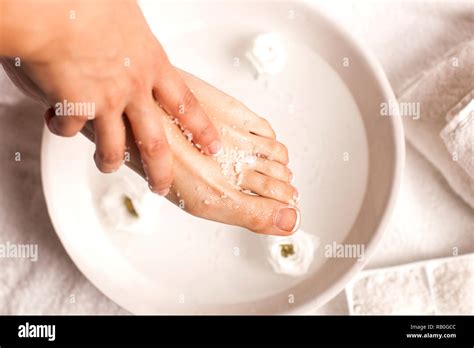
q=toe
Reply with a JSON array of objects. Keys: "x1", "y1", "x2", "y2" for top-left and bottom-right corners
[
  {"x1": 251, "y1": 157, "x2": 292, "y2": 183},
  {"x1": 238, "y1": 195, "x2": 300, "y2": 235},
  {"x1": 248, "y1": 116, "x2": 276, "y2": 139},
  {"x1": 176, "y1": 68, "x2": 277, "y2": 139},
  {"x1": 240, "y1": 170, "x2": 298, "y2": 205},
  {"x1": 250, "y1": 134, "x2": 289, "y2": 165}
]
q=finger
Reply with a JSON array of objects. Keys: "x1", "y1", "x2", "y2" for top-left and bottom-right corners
[
  {"x1": 126, "y1": 100, "x2": 173, "y2": 196},
  {"x1": 153, "y1": 62, "x2": 222, "y2": 156},
  {"x1": 93, "y1": 114, "x2": 126, "y2": 173},
  {"x1": 44, "y1": 107, "x2": 88, "y2": 137},
  {"x1": 240, "y1": 170, "x2": 298, "y2": 205}
]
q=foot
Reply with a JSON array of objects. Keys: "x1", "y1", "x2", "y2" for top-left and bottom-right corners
[{"x1": 84, "y1": 70, "x2": 300, "y2": 236}]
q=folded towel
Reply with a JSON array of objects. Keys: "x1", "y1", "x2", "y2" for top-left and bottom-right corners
[
  {"x1": 440, "y1": 92, "x2": 473, "y2": 180},
  {"x1": 399, "y1": 40, "x2": 474, "y2": 209},
  {"x1": 346, "y1": 253, "x2": 474, "y2": 314}
]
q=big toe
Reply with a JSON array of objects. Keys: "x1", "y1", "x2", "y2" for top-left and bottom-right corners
[{"x1": 236, "y1": 194, "x2": 300, "y2": 236}]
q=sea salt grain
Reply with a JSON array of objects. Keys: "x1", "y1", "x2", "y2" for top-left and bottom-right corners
[
  {"x1": 183, "y1": 129, "x2": 193, "y2": 142},
  {"x1": 216, "y1": 147, "x2": 256, "y2": 186},
  {"x1": 236, "y1": 173, "x2": 243, "y2": 186},
  {"x1": 234, "y1": 162, "x2": 242, "y2": 174}
]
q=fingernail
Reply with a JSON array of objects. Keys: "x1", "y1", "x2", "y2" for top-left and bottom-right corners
[
  {"x1": 274, "y1": 207, "x2": 300, "y2": 233},
  {"x1": 207, "y1": 140, "x2": 223, "y2": 156},
  {"x1": 49, "y1": 118, "x2": 59, "y2": 134},
  {"x1": 289, "y1": 171, "x2": 294, "y2": 183}
]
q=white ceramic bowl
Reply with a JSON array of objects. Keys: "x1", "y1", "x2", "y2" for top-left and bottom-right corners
[{"x1": 41, "y1": 1, "x2": 404, "y2": 314}]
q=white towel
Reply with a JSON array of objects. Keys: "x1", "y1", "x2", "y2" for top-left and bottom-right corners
[
  {"x1": 440, "y1": 92, "x2": 473, "y2": 180},
  {"x1": 399, "y1": 40, "x2": 474, "y2": 209}
]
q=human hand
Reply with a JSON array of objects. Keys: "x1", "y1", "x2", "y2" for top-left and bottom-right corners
[{"x1": 0, "y1": 0, "x2": 222, "y2": 196}]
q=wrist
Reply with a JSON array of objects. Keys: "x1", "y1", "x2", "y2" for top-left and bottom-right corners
[{"x1": 0, "y1": 0, "x2": 73, "y2": 61}]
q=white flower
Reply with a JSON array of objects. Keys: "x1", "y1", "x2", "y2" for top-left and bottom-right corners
[
  {"x1": 266, "y1": 230, "x2": 319, "y2": 277},
  {"x1": 99, "y1": 175, "x2": 162, "y2": 235},
  {"x1": 246, "y1": 33, "x2": 288, "y2": 75}
]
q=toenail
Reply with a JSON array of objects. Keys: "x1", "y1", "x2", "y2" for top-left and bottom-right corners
[
  {"x1": 150, "y1": 185, "x2": 170, "y2": 196},
  {"x1": 157, "y1": 188, "x2": 170, "y2": 196},
  {"x1": 293, "y1": 189, "x2": 300, "y2": 203},
  {"x1": 274, "y1": 207, "x2": 300, "y2": 232},
  {"x1": 207, "y1": 140, "x2": 223, "y2": 156}
]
